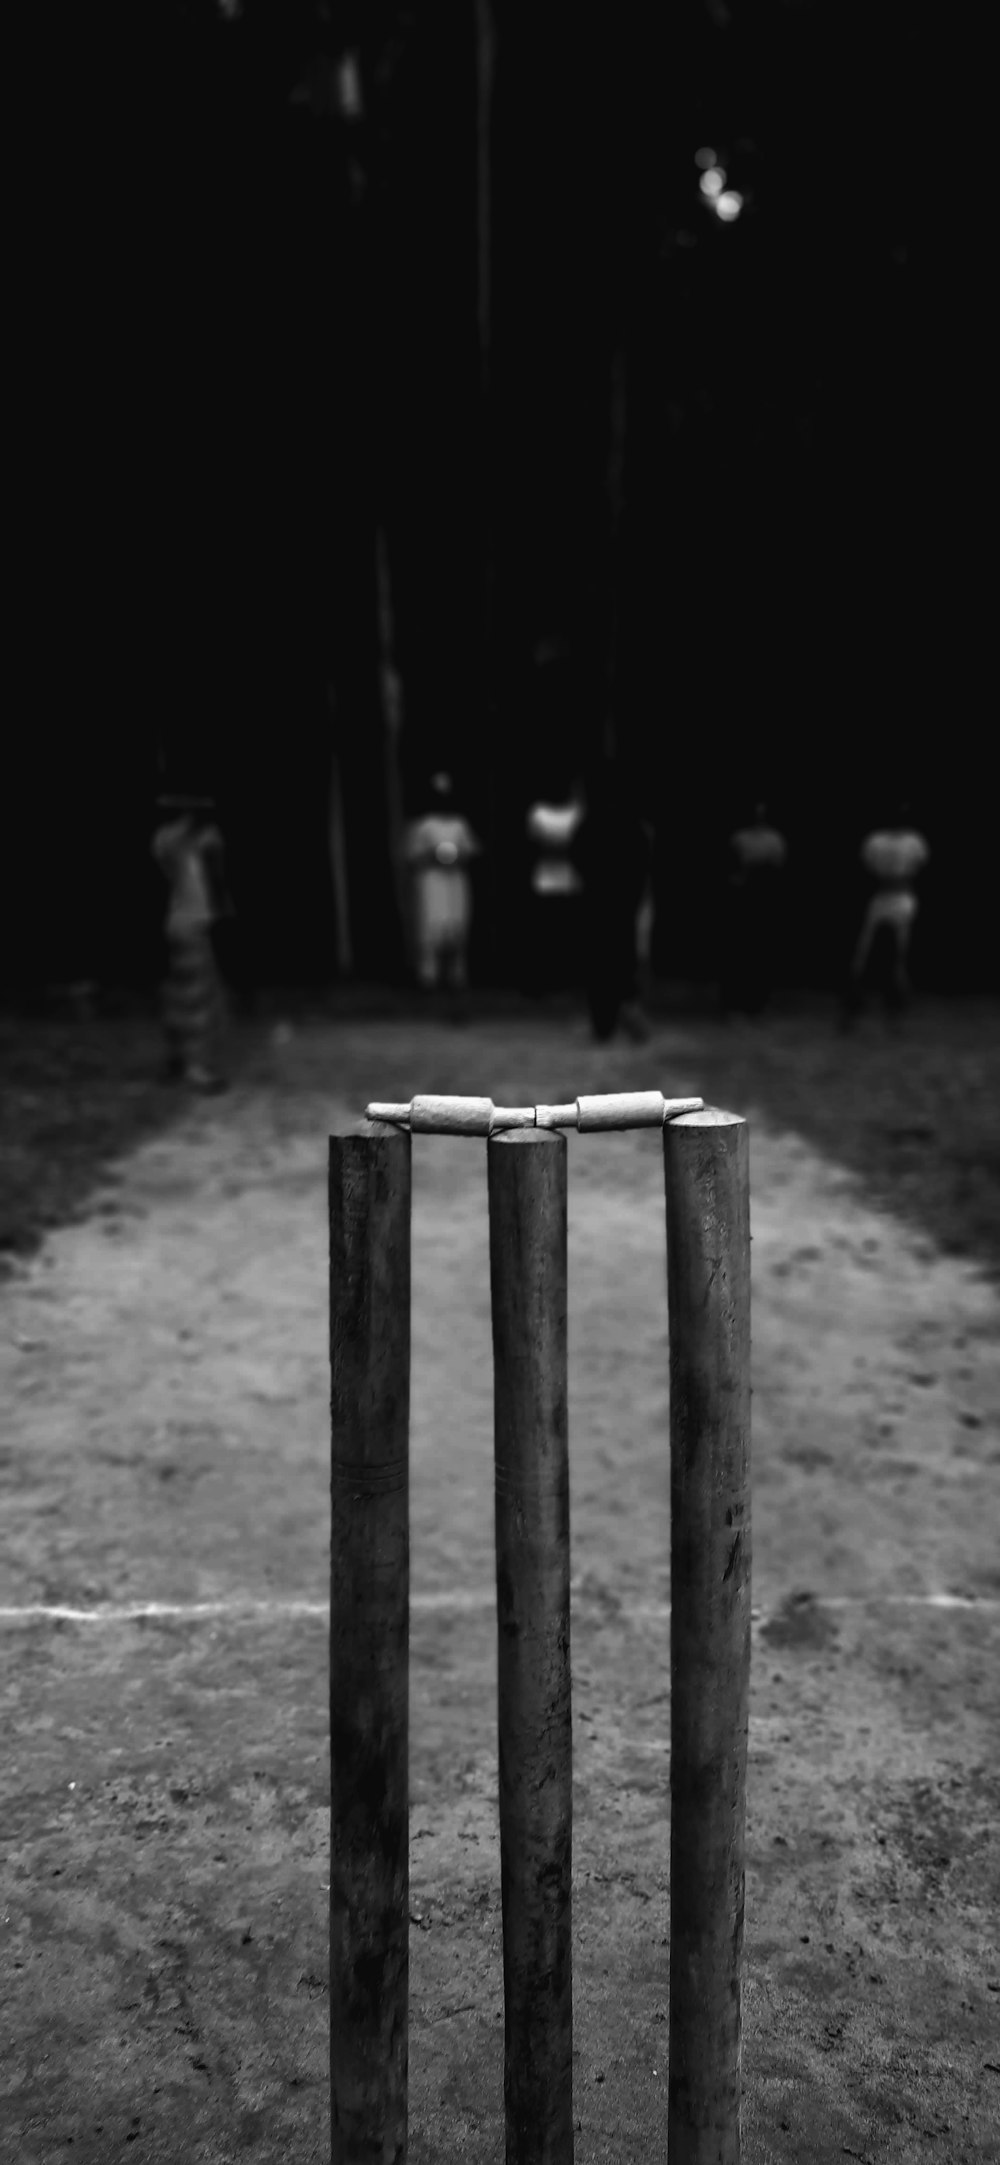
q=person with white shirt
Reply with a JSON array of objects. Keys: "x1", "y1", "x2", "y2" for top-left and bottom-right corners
[
  {"x1": 843, "y1": 801, "x2": 929, "y2": 1024},
  {"x1": 405, "y1": 773, "x2": 481, "y2": 1012},
  {"x1": 524, "y1": 785, "x2": 585, "y2": 996}
]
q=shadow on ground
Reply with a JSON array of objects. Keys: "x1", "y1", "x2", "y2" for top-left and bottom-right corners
[{"x1": 0, "y1": 1015, "x2": 190, "y2": 1278}]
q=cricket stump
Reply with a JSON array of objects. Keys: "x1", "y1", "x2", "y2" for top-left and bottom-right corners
[
  {"x1": 663, "y1": 1108, "x2": 751, "y2": 2165},
  {"x1": 488, "y1": 1129, "x2": 574, "y2": 2165},
  {"x1": 329, "y1": 1121, "x2": 412, "y2": 2164}
]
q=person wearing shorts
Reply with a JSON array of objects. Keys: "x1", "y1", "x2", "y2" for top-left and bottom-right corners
[{"x1": 843, "y1": 803, "x2": 929, "y2": 1024}]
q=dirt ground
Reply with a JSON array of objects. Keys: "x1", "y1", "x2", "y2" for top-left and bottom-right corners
[{"x1": 2, "y1": 1003, "x2": 999, "y2": 2163}]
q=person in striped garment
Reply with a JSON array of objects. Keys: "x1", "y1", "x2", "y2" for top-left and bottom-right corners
[{"x1": 152, "y1": 795, "x2": 230, "y2": 1090}]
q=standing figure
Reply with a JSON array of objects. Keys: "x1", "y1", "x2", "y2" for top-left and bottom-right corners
[
  {"x1": 843, "y1": 800, "x2": 929, "y2": 1025},
  {"x1": 524, "y1": 784, "x2": 585, "y2": 997},
  {"x1": 721, "y1": 801, "x2": 788, "y2": 1017},
  {"x1": 152, "y1": 794, "x2": 230, "y2": 1090},
  {"x1": 405, "y1": 773, "x2": 481, "y2": 1013},
  {"x1": 570, "y1": 769, "x2": 652, "y2": 1042}
]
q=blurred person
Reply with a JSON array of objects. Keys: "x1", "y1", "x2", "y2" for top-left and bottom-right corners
[
  {"x1": 524, "y1": 783, "x2": 585, "y2": 996},
  {"x1": 570, "y1": 768, "x2": 652, "y2": 1043},
  {"x1": 152, "y1": 794, "x2": 230, "y2": 1090},
  {"x1": 635, "y1": 823, "x2": 656, "y2": 1005},
  {"x1": 210, "y1": 884, "x2": 254, "y2": 1016},
  {"x1": 405, "y1": 773, "x2": 481, "y2": 1017},
  {"x1": 721, "y1": 800, "x2": 788, "y2": 1017},
  {"x1": 842, "y1": 799, "x2": 929, "y2": 1027}
]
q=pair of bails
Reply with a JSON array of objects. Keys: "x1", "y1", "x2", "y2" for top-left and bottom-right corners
[{"x1": 365, "y1": 1090, "x2": 704, "y2": 1136}]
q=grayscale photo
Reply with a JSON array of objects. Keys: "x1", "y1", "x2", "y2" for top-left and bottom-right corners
[{"x1": 2, "y1": 6, "x2": 995, "y2": 2163}]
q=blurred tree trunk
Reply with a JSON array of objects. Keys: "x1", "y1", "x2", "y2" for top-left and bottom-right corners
[
  {"x1": 375, "y1": 527, "x2": 415, "y2": 974},
  {"x1": 476, "y1": 0, "x2": 500, "y2": 971},
  {"x1": 327, "y1": 730, "x2": 353, "y2": 979},
  {"x1": 604, "y1": 339, "x2": 628, "y2": 769},
  {"x1": 476, "y1": 0, "x2": 494, "y2": 407}
]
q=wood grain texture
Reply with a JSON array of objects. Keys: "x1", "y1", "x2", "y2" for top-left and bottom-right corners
[
  {"x1": 488, "y1": 1130, "x2": 574, "y2": 2165},
  {"x1": 329, "y1": 1120, "x2": 411, "y2": 2164},
  {"x1": 411, "y1": 1093, "x2": 494, "y2": 1134},
  {"x1": 365, "y1": 1093, "x2": 704, "y2": 1134},
  {"x1": 576, "y1": 1089, "x2": 668, "y2": 1129},
  {"x1": 663, "y1": 1107, "x2": 751, "y2": 2165}
]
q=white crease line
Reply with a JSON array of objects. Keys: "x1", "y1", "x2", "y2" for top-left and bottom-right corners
[
  {"x1": 0, "y1": 1600, "x2": 328, "y2": 1624},
  {"x1": 819, "y1": 1593, "x2": 997, "y2": 1610},
  {"x1": 0, "y1": 1593, "x2": 997, "y2": 1625}
]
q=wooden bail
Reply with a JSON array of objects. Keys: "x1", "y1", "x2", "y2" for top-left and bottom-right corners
[
  {"x1": 488, "y1": 1129, "x2": 574, "y2": 2165},
  {"x1": 576, "y1": 1089, "x2": 666, "y2": 1130},
  {"x1": 410, "y1": 1093, "x2": 494, "y2": 1134},
  {"x1": 663, "y1": 1108, "x2": 751, "y2": 2165},
  {"x1": 329, "y1": 1120, "x2": 411, "y2": 2165}
]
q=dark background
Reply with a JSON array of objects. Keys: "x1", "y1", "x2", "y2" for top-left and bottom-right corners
[{"x1": 9, "y1": 1, "x2": 984, "y2": 997}]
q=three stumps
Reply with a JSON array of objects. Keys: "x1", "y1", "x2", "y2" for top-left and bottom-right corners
[{"x1": 329, "y1": 1094, "x2": 751, "y2": 2164}]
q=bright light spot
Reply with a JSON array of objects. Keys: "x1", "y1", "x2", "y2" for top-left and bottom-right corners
[
  {"x1": 700, "y1": 169, "x2": 726, "y2": 199},
  {"x1": 694, "y1": 147, "x2": 717, "y2": 170},
  {"x1": 715, "y1": 191, "x2": 744, "y2": 222}
]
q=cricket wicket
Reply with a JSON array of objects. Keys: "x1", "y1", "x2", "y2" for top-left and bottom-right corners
[{"x1": 329, "y1": 1098, "x2": 751, "y2": 2165}]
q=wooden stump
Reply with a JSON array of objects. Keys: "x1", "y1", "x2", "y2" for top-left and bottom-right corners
[
  {"x1": 663, "y1": 1108, "x2": 751, "y2": 2165},
  {"x1": 329, "y1": 1121, "x2": 411, "y2": 2164},
  {"x1": 488, "y1": 1129, "x2": 574, "y2": 2165}
]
